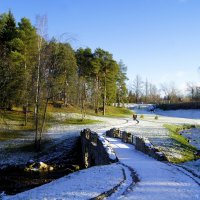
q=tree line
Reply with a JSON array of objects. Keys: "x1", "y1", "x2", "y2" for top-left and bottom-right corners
[
  {"x1": 0, "y1": 11, "x2": 128, "y2": 149},
  {"x1": 129, "y1": 75, "x2": 200, "y2": 104}
]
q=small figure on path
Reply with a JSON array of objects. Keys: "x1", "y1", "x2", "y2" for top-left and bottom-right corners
[{"x1": 133, "y1": 114, "x2": 139, "y2": 124}]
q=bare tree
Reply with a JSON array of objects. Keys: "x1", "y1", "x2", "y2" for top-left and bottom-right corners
[
  {"x1": 160, "y1": 82, "x2": 181, "y2": 103},
  {"x1": 132, "y1": 75, "x2": 143, "y2": 103},
  {"x1": 34, "y1": 15, "x2": 47, "y2": 150},
  {"x1": 144, "y1": 78, "x2": 149, "y2": 103},
  {"x1": 186, "y1": 82, "x2": 196, "y2": 101},
  {"x1": 149, "y1": 83, "x2": 160, "y2": 103}
]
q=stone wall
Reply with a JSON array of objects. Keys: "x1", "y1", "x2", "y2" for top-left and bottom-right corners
[
  {"x1": 106, "y1": 128, "x2": 167, "y2": 161},
  {"x1": 135, "y1": 137, "x2": 167, "y2": 161},
  {"x1": 81, "y1": 129, "x2": 117, "y2": 168}
]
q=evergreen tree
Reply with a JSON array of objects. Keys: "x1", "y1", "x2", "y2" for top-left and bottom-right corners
[
  {"x1": 18, "y1": 17, "x2": 38, "y2": 125},
  {"x1": 75, "y1": 47, "x2": 93, "y2": 119},
  {"x1": 116, "y1": 60, "x2": 128, "y2": 107},
  {"x1": 0, "y1": 11, "x2": 23, "y2": 110},
  {"x1": 94, "y1": 48, "x2": 119, "y2": 114}
]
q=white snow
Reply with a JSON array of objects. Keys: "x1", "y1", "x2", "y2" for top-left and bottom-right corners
[
  {"x1": 180, "y1": 128, "x2": 200, "y2": 149},
  {"x1": 107, "y1": 137, "x2": 200, "y2": 200},
  {"x1": 4, "y1": 164, "x2": 124, "y2": 200},
  {"x1": 179, "y1": 159, "x2": 200, "y2": 177},
  {"x1": 99, "y1": 135, "x2": 117, "y2": 160},
  {"x1": 1, "y1": 107, "x2": 200, "y2": 200}
]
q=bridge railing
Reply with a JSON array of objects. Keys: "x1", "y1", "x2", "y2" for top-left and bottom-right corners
[{"x1": 106, "y1": 128, "x2": 167, "y2": 161}]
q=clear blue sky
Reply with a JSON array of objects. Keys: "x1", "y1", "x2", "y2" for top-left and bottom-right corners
[{"x1": 0, "y1": 0, "x2": 200, "y2": 91}]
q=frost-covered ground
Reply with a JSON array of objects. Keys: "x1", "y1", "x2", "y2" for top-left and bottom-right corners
[
  {"x1": 2, "y1": 106, "x2": 200, "y2": 199},
  {"x1": 178, "y1": 128, "x2": 200, "y2": 177},
  {"x1": 180, "y1": 128, "x2": 200, "y2": 150},
  {"x1": 5, "y1": 120, "x2": 200, "y2": 200},
  {"x1": 126, "y1": 105, "x2": 200, "y2": 177},
  {"x1": 3, "y1": 164, "x2": 126, "y2": 200},
  {"x1": 0, "y1": 113, "x2": 128, "y2": 168},
  {"x1": 107, "y1": 138, "x2": 200, "y2": 200}
]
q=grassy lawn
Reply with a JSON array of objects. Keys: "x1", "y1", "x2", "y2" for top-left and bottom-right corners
[
  {"x1": 104, "y1": 106, "x2": 133, "y2": 117},
  {"x1": 0, "y1": 104, "x2": 131, "y2": 141},
  {"x1": 164, "y1": 124, "x2": 197, "y2": 163},
  {"x1": 47, "y1": 103, "x2": 133, "y2": 118},
  {"x1": 0, "y1": 131, "x2": 26, "y2": 141},
  {"x1": 61, "y1": 118, "x2": 102, "y2": 125},
  {"x1": 47, "y1": 103, "x2": 80, "y2": 113}
]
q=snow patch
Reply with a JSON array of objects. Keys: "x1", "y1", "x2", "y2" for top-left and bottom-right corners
[{"x1": 4, "y1": 164, "x2": 124, "y2": 200}]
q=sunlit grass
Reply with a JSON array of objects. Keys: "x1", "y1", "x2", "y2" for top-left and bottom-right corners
[
  {"x1": 0, "y1": 104, "x2": 131, "y2": 142},
  {"x1": 47, "y1": 103, "x2": 80, "y2": 113},
  {"x1": 62, "y1": 118, "x2": 102, "y2": 125},
  {"x1": 0, "y1": 131, "x2": 25, "y2": 141},
  {"x1": 48, "y1": 103, "x2": 133, "y2": 118},
  {"x1": 164, "y1": 124, "x2": 197, "y2": 163},
  {"x1": 104, "y1": 106, "x2": 133, "y2": 117}
]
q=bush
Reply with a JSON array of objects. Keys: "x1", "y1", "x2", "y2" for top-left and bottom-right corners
[
  {"x1": 155, "y1": 115, "x2": 158, "y2": 120},
  {"x1": 140, "y1": 114, "x2": 144, "y2": 119}
]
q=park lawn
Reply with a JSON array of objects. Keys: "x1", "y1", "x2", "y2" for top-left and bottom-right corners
[
  {"x1": 164, "y1": 124, "x2": 198, "y2": 163},
  {"x1": 62, "y1": 118, "x2": 102, "y2": 125},
  {"x1": 104, "y1": 106, "x2": 133, "y2": 117}
]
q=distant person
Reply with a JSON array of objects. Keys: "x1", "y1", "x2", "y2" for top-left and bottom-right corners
[{"x1": 133, "y1": 114, "x2": 139, "y2": 124}]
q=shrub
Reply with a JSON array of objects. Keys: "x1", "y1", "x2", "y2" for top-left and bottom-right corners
[{"x1": 140, "y1": 114, "x2": 144, "y2": 119}]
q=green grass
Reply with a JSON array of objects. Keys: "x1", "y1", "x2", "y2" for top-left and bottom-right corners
[
  {"x1": 47, "y1": 103, "x2": 80, "y2": 114},
  {"x1": 49, "y1": 104, "x2": 133, "y2": 118},
  {"x1": 62, "y1": 118, "x2": 102, "y2": 125},
  {"x1": 47, "y1": 103, "x2": 133, "y2": 118},
  {"x1": 164, "y1": 124, "x2": 197, "y2": 163},
  {"x1": 104, "y1": 106, "x2": 133, "y2": 117},
  {"x1": 0, "y1": 108, "x2": 55, "y2": 142},
  {"x1": 0, "y1": 131, "x2": 26, "y2": 141},
  {"x1": 0, "y1": 104, "x2": 131, "y2": 142}
]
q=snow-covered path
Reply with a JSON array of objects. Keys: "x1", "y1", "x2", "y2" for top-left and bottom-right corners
[{"x1": 107, "y1": 137, "x2": 200, "y2": 200}]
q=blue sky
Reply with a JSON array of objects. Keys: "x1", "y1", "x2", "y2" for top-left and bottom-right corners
[{"x1": 0, "y1": 0, "x2": 200, "y2": 91}]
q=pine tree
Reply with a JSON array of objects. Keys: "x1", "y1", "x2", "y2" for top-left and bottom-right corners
[
  {"x1": 18, "y1": 17, "x2": 38, "y2": 125},
  {"x1": 116, "y1": 60, "x2": 128, "y2": 107},
  {"x1": 0, "y1": 11, "x2": 23, "y2": 110}
]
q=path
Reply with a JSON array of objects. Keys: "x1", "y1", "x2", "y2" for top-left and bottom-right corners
[{"x1": 107, "y1": 137, "x2": 200, "y2": 200}]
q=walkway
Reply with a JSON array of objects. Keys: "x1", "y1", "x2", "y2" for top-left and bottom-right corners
[{"x1": 107, "y1": 137, "x2": 200, "y2": 200}]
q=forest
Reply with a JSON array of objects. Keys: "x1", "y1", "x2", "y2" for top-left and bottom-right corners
[{"x1": 0, "y1": 11, "x2": 129, "y2": 149}]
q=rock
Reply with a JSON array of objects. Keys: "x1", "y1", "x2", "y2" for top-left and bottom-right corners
[{"x1": 25, "y1": 161, "x2": 54, "y2": 172}]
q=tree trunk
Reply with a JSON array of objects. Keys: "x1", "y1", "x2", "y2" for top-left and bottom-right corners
[
  {"x1": 80, "y1": 78, "x2": 86, "y2": 121},
  {"x1": 103, "y1": 72, "x2": 106, "y2": 116},
  {"x1": 38, "y1": 97, "x2": 49, "y2": 151},
  {"x1": 95, "y1": 75, "x2": 99, "y2": 114},
  {"x1": 23, "y1": 102, "x2": 28, "y2": 126},
  {"x1": 64, "y1": 82, "x2": 67, "y2": 106},
  {"x1": 24, "y1": 60, "x2": 28, "y2": 126},
  {"x1": 34, "y1": 44, "x2": 41, "y2": 150}
]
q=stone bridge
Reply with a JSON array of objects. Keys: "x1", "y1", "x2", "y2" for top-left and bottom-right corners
[
  {"x1": 80, "y1": 129, "x2": 117, "y2": 168},
  {"x1": 106, "y1": 128, "x2": 167, "y2": 161}
]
